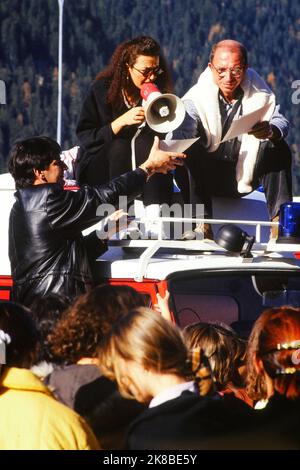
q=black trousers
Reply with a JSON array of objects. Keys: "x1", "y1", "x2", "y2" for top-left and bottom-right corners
[
  {"x1": 175, "y1": 139, "x2": 293, "y2": 220},
  {"x1": 75, "y1": 134, "x2": 173, "y2": 207}
]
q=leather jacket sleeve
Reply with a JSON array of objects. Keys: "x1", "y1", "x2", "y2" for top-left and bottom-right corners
[{"x1": 46, "y1": 168, "x2": 147, "y2": 233}]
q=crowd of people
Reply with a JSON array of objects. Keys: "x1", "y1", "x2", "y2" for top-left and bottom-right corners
[
  {"x1": 1, "y1": 291, "x2": 300, "y2": 450},
  {"x1": 1, "y1": 35, "x2": 297, "y2": 450}
]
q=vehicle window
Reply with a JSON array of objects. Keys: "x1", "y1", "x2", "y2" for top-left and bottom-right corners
[
  {"x1": 168, "y1": 271, "x2": 300, "y2": 337},
  {"x1": 174, "y1": 294, "x2": 238, "y2": 328}
]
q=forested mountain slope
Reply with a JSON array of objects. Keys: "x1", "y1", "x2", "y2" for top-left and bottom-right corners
[{"x1": 1, "y1": 0, "x2": 299, "y2": 191}]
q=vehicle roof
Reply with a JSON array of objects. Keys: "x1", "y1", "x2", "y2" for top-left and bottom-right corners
[
  {"x1": 2, "y1": 171, "x2": 300, "y2": 282},
  {"x1": 97, "y1": 241, "x2": 300, "y2": 282}
]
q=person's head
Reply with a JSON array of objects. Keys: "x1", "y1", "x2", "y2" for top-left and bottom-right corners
[
  {"x1": 246, "y1": 306, "x2": 300, "y2": 401},
  {"x1": 209, "y1": 39, "x2": 248, "y2": 100},
  {"x1": 8, "y1": 136, "x2": 66, "y2": 189},
  {"x1": 98, "y1": 307, "x2": 192, "y2": 403},
  {"x1": 97, "y1": 36, "x2": 173, "y2": 108},
  {"x1": 30, "y1": 293, "x2": 70, "y2": 364},
  {"x1": 48, "y1": 284, "x2": 146, "y2": 364},
  {"x1": 0, "y1": 301, "x2": 39, "y2": 370},
  {"x1": 184, "y1": 322, "x2": 247, "y2": 388}
]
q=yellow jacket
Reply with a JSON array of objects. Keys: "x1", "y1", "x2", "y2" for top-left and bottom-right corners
[{"x1": 0, "y1": 367, "x2": 100, "y2": 450}]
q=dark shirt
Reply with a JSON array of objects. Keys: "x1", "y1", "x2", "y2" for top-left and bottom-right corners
[
  {"x1": 127, "y1": 391, "x2": 254, "y2": 450},
  {"x1": 243, "y1": 393, "x2": 300, "y2": 449}
]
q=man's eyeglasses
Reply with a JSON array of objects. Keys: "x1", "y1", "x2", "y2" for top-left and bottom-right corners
[
  {"x1": 211, "y1": 63, "x2": 244, "y2": 78},
  {"x1": 132, "y1": 65, "x2": 164, "y2": 78}
]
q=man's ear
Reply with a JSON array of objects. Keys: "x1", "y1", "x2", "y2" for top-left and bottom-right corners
[{"x1": 33, "y1": 168, "x2": 46, "y2": 184}]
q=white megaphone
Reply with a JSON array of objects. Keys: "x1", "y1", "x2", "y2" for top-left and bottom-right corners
[{"x1": 141, "y1": 83, "x2": 185, "y2": 133}]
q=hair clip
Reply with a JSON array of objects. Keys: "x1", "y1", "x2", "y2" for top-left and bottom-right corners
[
  {"x1": 0, "y1": 330, "x2": 11, "y2": 366},
  {"x1": 276, "y1": 340, "x2": 300, "y2": 351},
  {"x1": 275, "y1": 367, "x2": 298, "y2": 375},
  {"x1": 292, "y1": 348, "x2": 300, "y2": 365},
  {"x1": 0, "y1": 330, "x2": 11, "y2": 345}
]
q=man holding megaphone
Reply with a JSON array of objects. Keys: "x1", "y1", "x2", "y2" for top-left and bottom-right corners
[{"x1": 76, "y1": 36, "x2": 184, "y2": 237}]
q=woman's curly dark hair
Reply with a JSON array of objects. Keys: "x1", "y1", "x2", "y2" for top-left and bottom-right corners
[
  {"x1": 96, "y1": 36, "x2": 173, "y2": 110},
  {"x1": 48, "y1": 285, "x2": 146, "y2": 364},
  {"x1": 30, "y1": 293, "x2": 70, "y2": 363}
]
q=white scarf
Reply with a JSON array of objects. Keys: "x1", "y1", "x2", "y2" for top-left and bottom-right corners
[{"x1": 183, "y1": 67, "x2": 275, "y2": 193}]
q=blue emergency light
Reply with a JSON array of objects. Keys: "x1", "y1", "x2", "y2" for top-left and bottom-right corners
[{"x1": 277, "y1": 202, "x2": 300, "y2": 244}]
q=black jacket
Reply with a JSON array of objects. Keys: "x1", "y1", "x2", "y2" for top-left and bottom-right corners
[
  {"x1": 75, "y1": 79, "x2": 173, "y2": 207},
  {"x1": 75, "y1": 78, "x2": 141, "y2": 183},
  {"x1": 9, "y1": 169, "x2": 147, "y2": 305},
  {"x1": 243, "y1": 394, "x2": 300, "y2": 449},
  {"x1": 76, "y1": 78, "x2": 140, "y2": 155},
  {"x1": 127, "y1": 391, "x2": 255, "y2": 450}
]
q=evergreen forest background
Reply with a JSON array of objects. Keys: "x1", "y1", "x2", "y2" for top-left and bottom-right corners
[{"x1": 1, "y1": 0, "x2": 300, "y2": 191}]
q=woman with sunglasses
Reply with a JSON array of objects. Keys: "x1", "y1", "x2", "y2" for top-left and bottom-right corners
[{"x1": 76, "y1": 36, "x2": 174, "y2": 233}]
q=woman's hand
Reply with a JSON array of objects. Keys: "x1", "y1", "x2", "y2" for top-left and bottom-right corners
[
  {"x1": 111, "y1": 107, "x2": 145, "y2": 135},
  {"x1": 121, "y1": 107, "x2": 145, "y2": 126}
]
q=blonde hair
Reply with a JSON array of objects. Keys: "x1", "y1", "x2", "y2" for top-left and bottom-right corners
[{"x1": 98, "y1": 307, "x2": 191, "y2": 399}]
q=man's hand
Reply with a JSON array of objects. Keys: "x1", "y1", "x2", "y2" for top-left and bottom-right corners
[
  {"x1": 139, "y1": 136, "x2": 186, "y2": 177},
  {"x1": 248, "y1": 121, "x2": 278, "y2": 140},
  {"x1": 98, "y1": 209, "x2": 130, "y2": 240}
]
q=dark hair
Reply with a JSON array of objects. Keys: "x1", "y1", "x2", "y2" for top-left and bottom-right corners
[
  {"x1": 184, "y1": 322, "x2": 246, "y2": 388},
  {"x1": 210, "y1": 40, "x2": 248, "y2": 66},
  {"x1": 8, "y1": 136, "x2": 61, "y2": 189},
  {"x1": 246, "y1": 306, "x2": 300, "y2": 401},
  {"x1": 48, "y1": 284, "x2": 146, "y2": 364},
  {"x1": 96, "y1": 36, "x2": 173, "y2": 109},
  {"x1": 0, "y1": 301, "x2": 39, "y2": 369},
  {"x1": 30, "y1": 293, "x2": 70, "y2": 363}
]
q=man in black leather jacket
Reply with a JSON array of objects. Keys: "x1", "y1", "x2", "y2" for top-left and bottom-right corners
[{"x1": 8, "y1": 136, "x2": 184, "y2": 306}]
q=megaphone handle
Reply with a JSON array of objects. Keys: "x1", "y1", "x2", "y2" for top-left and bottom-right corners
[{"x1": 131, "y1": 123, "x2": 145, "y2": 170}]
